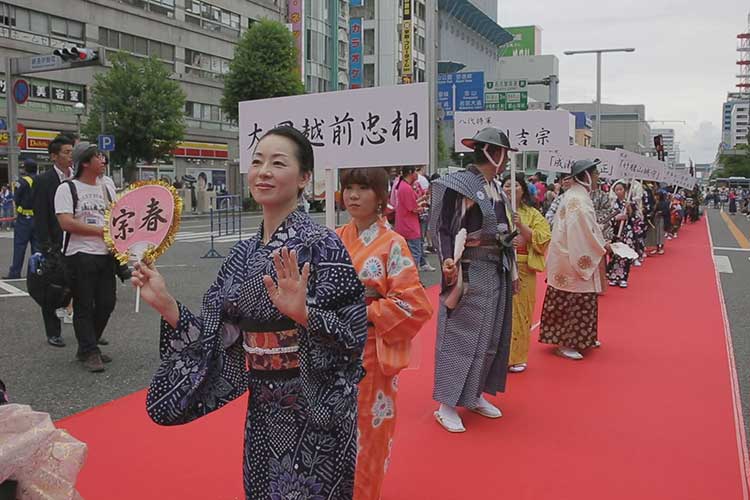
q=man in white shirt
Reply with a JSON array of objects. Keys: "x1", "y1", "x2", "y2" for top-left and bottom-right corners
[{"x1": 55, "y1": 142, "x2": 117, "y2": 372}]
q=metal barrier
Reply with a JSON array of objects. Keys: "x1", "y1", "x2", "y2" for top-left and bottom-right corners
[{"x1": 201, "y1": 195, "x2": 243, "y2": 259}]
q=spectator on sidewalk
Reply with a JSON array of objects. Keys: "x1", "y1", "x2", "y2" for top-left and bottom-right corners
[
  {"x1": 32, "y1": 135, "x2": 75, "y2": 348},
  {"x1": 1, "y1": 184, "x2": 14, "y2": 231},
  {"x1": 4, "y1": 159, "x2": 39, "y2": 280},
  {"x1": 54, "y1": 142, "x2": 118, "y2": 373}
]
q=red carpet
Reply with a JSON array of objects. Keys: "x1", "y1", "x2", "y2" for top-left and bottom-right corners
[{"x1": 59, "y1": 219, "x2": 748, "y2": 499}]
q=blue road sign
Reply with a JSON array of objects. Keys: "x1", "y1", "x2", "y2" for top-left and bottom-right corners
[
  {"x1": 0, "y1": 119, "x2": 6, "y2": 130},
  {"x1": 13, "y1": 80, "x2": 30, "y2": 105},
  {"x1": 98, "y1": 134, "x2": 115, "y2": 152},
  {"x1": 438, "y1": 71, "x2": 485, "y2": 121}
]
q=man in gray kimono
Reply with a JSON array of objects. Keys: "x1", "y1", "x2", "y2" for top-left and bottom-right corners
[{"x1": 428, "y1": 127, "x2": 519, "y2": 433}]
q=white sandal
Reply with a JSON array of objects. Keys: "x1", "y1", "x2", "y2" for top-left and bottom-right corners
[
  {"x1": 509, "y1": 363, "x2": 527, "y2": 373},
  {"x1": 434, "y1": 410, "x2": 466, "y2": 433},
  {"x1": 555, "y1": 347, "x2": 583, "y2": 360}
]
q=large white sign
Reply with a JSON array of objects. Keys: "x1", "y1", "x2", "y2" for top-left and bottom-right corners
[
  {"x1": 614, "y1": 149, "x2": 665, "y2": 182},
  {"x1": 537, "y1": 145, "x2": 621, "y2": 176},
  {"x1": 238, "y1": 83, "x2": 430, "y2": 174},
  {"x1": 454, "y1": 110, "x2": 574, "y2": 153}
]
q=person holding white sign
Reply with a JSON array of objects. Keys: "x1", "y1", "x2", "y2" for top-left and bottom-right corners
[
  {"x1": 539, "y1": 159, "x2": 608, "y2": 361},
  {"x1": 428, "y1": 127, "x2": 518, "y2": 433},
  {"x1": 502, "y1": 172, "x2": 551, "y2": 373},
  {"x1": 134, "y1": 127, "x2": 368, "y2": 500}
]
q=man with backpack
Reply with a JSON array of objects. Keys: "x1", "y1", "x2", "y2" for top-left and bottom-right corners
[
  {"x1": 32, "y1": 135, "x2": 75, "y2": 347},
  {"x1": 54, "y1": 142, "x2": 117, "y2": 372}
]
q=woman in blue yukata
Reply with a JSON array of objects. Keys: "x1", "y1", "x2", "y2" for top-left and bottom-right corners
[{"x1": 131, "y1": 126, "x2": 368, "y2": 500}]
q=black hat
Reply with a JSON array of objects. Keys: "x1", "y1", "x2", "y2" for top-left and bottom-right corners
[
  {"x1": 569, "y1": 159, "x2": 601, "y2": 178},
  {"x1": 460, "y1": 127, "x2": 518, "y2": 152},
  {"x1": 22, "y1": 158, "x2": 37, "y2": 169}
]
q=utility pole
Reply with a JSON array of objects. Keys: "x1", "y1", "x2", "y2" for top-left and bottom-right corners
[{"x1": 426, "y1": 0, "x2": 438, "y2": 174}]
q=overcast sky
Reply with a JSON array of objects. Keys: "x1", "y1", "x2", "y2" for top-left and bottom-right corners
[{"x1": 498, "y1": 1, "x2": 749, "y2": 164}]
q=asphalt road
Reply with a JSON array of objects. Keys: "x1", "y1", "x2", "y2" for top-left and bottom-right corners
[
  {"x1": 0, "y1": 211, "x2": 442, "y2": 419},
  {"x1": 706, "y1": 206, "x2": 750, "y2": 445}
]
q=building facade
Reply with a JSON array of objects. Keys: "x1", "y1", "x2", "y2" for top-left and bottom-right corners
[
  {"x1": 729, "y1": 102, "x2": 749, "y2": 148},
  {"x1": 561, "y1": 102, "x2": 652, "y2": 155},
  {"x1": 572, "y1": 112, "x2": 592, "y2": 147},
  {"x1": 0, "y1": 0, "x2": 283, "y2": 189}
]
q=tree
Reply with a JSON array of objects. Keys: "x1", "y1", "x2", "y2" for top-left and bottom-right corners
[
  {"x1": 221, "y1": 19, "x2": 304, "y2": 122},
  {"x1": 712, "y1": 145, "x2": 750, "y2": 179},
  {"x1": 83, "y1": 53, "x2": 186, "y2": 181}
]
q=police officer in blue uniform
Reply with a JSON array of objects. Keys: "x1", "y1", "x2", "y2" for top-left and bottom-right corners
[{"x1": 3, "y1": 159, "x2": 39, "y2": 279}]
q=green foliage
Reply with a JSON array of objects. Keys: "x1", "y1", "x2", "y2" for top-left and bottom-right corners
[
  {"x1": 82, "y1": 53, "x2": 186, "y2": 181},
  {"x1": 221, "y1": 19, "x2": 305, "y2": 122},
  {"x1": 714, "y1": 144, "x2": 750, "y2": 178},
  {"x1": 437, "y1": 123, "x2": 450, "y2": 162}
]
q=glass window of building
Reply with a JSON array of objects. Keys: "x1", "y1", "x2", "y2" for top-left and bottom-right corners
[
  {"x1": 364, "y1": 28, "x2": 374, "y2": 56},
  {"x1": 0, "y1": 3, "x2": 84, "y2": 43},
  {"x1": 121, "y1": 0, "x2": 175, "y2": 18},
  {"x1": 184, "y1": 0, "x2": 240, "y2": 36},
  {"x1": 185, "y1": 49, "x2": 230, "y2": 80},
  {"x1": 99, "y1": 28, "x2": 176, "y2": 68}
]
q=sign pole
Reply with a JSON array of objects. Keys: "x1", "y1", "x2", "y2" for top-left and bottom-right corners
[
  {"x1": 510, "y1": 153, "x2": 517, "y2": 211},
  {"x1": 325, "y1": 167, "x2": 336, "y2": 230},
  {"x1": 5, "y1": 57, "x2": 18, "y2": 188}
]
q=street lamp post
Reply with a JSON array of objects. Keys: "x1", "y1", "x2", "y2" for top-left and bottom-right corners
[
  {"x1": 563, "y1": 48, "x2": 635, "y2": 149},
  {"x1": 459, "y1": 152, "x2": 465, "y2": 168},
  {"x1": 73, "y1": 102, "x2": 85, "y2": 137}
]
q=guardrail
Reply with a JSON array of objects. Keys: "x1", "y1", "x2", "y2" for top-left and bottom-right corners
[{"x1": 202, "y1": 195, "x2": 242, "y2": 259}]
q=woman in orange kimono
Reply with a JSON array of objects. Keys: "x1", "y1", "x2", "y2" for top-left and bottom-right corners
[{"x1": 337, "y1": 167, "x2": 433, "y2": 500}]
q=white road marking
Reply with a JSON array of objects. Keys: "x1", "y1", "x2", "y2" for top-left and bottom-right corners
[
  {"x1": 715, "y1": 255, "x2": 734, "y2": 274},
  {"x1": 0, "y1": 232, "x2": 13, "y2": 239},
  {"x1": 714, "y1": 246, "x2": 750, "y2": 252},
  {"x1": 0, "y1": 280, "x2": 29, "y2": 297}
]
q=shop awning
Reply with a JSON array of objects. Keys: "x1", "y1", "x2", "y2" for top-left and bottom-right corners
[{"x1": 438, "y1": 0, "x2": 514, "y2": 47}]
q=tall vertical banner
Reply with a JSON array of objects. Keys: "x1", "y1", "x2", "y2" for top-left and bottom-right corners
[
  {"x1": 350, "y1": 0, "x2": 363, "y2": 5},
  {"x1": 288, "y1": 0, "x2": 304, "y2": 82},
  {"x1": 349, "y1": 18, "x2": 363, "y2": 89},
  {"x1": 401, "y1": 0, "x2": 413, "y2": 84}
]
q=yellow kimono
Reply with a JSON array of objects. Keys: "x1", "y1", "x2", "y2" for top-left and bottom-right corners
[
  {"x1": 509, "y1": 203, "x2": 551, "y2": 366},
  {"x1": 336, "y1": 218, "x2": 433, "y2": 500}
]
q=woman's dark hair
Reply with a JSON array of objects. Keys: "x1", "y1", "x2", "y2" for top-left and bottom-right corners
[
  {"x1": 429, "y1": 173, "x2": 441, "y2": 182},
  {"x1": 259, "y1": 126, "x2": 314, "y2": 175},
  {"x1": 400, "y1": 166, "x2": 416, "y2": 178},
  {"x1": 258, "y1": 126, "x2": 314, "y2": 196},
  {"x1": 340, "y1": 167, "x2": 389, "y2": 212},
  {"x1": 501, "y1": 171, "x2": 533, "y2": 207}
]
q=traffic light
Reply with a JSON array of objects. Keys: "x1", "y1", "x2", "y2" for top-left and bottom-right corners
[{"x1": 53, "y1": 47, "x2": 99, "y2": 63}]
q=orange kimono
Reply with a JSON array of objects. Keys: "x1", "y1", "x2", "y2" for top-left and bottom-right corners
[{"x1": 337, "y1": 218, "x2": 433, "y2": 500}]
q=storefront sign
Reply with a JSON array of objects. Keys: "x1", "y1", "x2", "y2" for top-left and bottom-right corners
[
  {"x1": 173, "y1": 141, "x2": 229, "y2": 159},
  {"x1": 25, "y1": 129, "x2": 60, "y2": 151},
  {"x1": 401, "y1": 0, "x2": 413, "y2": 84},
  {"x1": 288, "y1": 0, "x2": 304, "y2": 81},
  {"x1": 349, "y1": 18, "x2": 363, "y2": 88}
]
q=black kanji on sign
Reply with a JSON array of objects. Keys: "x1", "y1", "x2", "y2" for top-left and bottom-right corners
[
  {"x1": 405, "y1": 112, "x2": 418, "y2": 140},
  {"x1": 247, "y1": 123, "x2": 264, "y2": 150},
  {"x1": 112, "y1": 208, "x2": 136, "y2": 241},
  {"x1": 516, "y1": 128, "x2": 530, "y2": 146},
  {"x1": 360, "y1": 112, "x2": 387, "y2": 146},
  {"x1": 391, "y1": 110, "x2": 403, "y2": 142},
  {"x1": 139, "y1": 198, "x2": 167, "y2": 232},
  {"x1": 330, "y1": 112, "x2": 355, "y2": 146},
  {"x1": 302, "y1": 117, "x2": 325, "y2": 147},
  {"x1": 536, "y1": 128, "x2": 551, "y2": 146}
]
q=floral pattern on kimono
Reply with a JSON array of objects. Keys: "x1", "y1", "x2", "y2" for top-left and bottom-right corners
[
  {"x1": 337, "y1": 218, "x2": 433, "y2": 500},
  {"x1": 607, "y1": 198, "x2": 642, "y2": 282},
  {"x1": 145, "y1": 209, "x2": 368, "y2": 500}
]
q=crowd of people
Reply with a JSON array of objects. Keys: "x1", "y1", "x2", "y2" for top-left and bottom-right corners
[
  {"x1": 706, "y1": 185, "x2": 750, "y2": 218},
  {"x1": 2, "y1": 125, "x2": 705, "y2": 500},
  {"x1": 2, "y1": 134, "x2": 128, "y2": 372}
]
